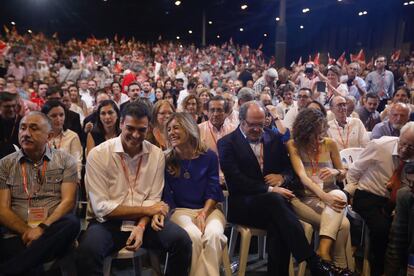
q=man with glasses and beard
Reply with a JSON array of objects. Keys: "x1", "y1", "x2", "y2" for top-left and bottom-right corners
[{"x1": 218, "y1": 101, "x2": 338, "y2": 276}]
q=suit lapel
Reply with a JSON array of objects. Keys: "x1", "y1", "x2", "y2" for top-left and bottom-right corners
[{"x1": 235, "y1": 128, "x2": 263, "y2": 176}]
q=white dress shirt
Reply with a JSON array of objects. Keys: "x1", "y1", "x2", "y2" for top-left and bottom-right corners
[
  {"x1": 345, "y1": 136, "x2": 400, "y2": 198},
  {"x1": 85, "y1": 137, "x2": 165, "y2": 222},
  {"x1": 327, "y1": 118, "x2": 370, "y2": 151}
]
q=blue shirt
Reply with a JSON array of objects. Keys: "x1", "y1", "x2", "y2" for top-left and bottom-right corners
[{"x1": 163, "y1": 149, "x2": 224, "y2": 209}]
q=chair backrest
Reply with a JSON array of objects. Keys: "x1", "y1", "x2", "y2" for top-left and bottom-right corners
[{"x1": 339, "y1": 147, "x2": 364, "y2": 167}]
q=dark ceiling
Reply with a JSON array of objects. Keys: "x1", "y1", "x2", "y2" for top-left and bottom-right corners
[{"x1": 1, "y1": 0, "x2": 413, "y2": 61}]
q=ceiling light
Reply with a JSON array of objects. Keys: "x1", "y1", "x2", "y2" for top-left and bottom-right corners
[
  {"x1": 275, "y1": 17, "x2": 280, "y2": 21},
  {"x1": 241, "y1": 4, "x2": 248, "y2": 10},
  {"x1": 216, "y1": 35, "x2": 220, "y2": 38},
  {"x1": 176, "y1": 36, "x2": 180, "y2": 40},
  {"x1": 188, "y1": 30, "x2": 192, "y2": 34},
  {"x1": 302, "y1": 8, "x2": 310, "y2": 13},
  {"x1": 28, "y1": 29, "x2": 32, "y2": 33},
  {"x1": 11, "y1": 21, "x2": 16, "y2": 25},
  {"x1": 175, "y1": 1, "x2": 181, "y2": 6},
  {"x1": 263, "y1": 33, "x2": 268, "y2": 37},
  {"x1": 239, "y1": 28, "x2": 244, "y2": 32},
  {"x1": 300, "y1": 25, "x2": 304, "y2": 29},
  {"x1": 208, "y1": 21, "x2": 213, "y2": 25},
  {"x1": 404, "y1": 2, "x2": 409, "y2": 5}
]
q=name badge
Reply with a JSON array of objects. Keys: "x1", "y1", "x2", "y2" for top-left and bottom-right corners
[
  {"x1": 28, "y1": 207, "x2": 48, "y2": 228},
  {"x1": 121, "y1": 220, "x2": 135, "y2": 232}
]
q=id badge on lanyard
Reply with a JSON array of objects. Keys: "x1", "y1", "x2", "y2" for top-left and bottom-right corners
[{"x1": 22, "y1": 161, "x2": 48, "y2": 227}]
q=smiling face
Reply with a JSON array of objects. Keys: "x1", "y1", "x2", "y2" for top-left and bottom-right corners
[
  {"x1": 121, "y1": 115, "x2": 149, "y2": 152},
  {"x1": 166, "y1": 118, "x2": 188, "y2": 148},
  {"x1": 99, "y1": 104, "x2": 118, "y2": 130}
]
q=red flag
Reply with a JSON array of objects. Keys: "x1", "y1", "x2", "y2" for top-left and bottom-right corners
[
  {"x1": 297, "y1": 56, "x2": 302, "y2": 66},
  {"x1": 390, "y1": 50, "x2": 401, "y2": 62},
  {"x1": 79, "y1": 50, "x2": 85, "y2": 64},
  {"x1": 313, "y1": 53, "x2": 320, "y2": 65},
  {"x1": 268, "y1": 56, "x2": 276, "y2": 67},
  {"x1": 336, "y1": 52, "x2": 346, "y2": 66},
  {"x1": 356, "y1": 49, "x2": 365, "y2": 63}
]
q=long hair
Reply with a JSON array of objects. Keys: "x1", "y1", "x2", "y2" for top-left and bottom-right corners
[
  {"x1": 92, "y1": 99, "x2": 121, "y2": 137},
  {"x1": 151, "y1": 100, "x2": 175, "y2": 129},
  {"x1": 292, "y1": 108, "x2": 328, "y2": 152},
  {"x1": 164, "y1": 112, "x2": 208, "y2": 177}
]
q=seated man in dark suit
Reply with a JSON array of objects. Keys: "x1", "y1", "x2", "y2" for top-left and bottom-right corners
[{"x1": 218, "y1": 101, "x2": 337, "y2": 276}]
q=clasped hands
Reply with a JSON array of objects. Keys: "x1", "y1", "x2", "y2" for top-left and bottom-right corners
[{"x1": 265, "y1": 174, "x2": 295, "y2": 200}]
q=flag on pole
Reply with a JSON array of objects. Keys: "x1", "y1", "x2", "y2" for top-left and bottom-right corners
[
  {"x1": 313, "y1": 53, "x2": 320, "y2": 65},
  {"x1": 336, "y1": 52, "x2": 346, "y2": 66}
]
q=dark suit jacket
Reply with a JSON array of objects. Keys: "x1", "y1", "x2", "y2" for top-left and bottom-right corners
[
  {"x1": 218, "y1": 127, "x2": 297, "y2": 197},
  {"x1": 64, "y1": 110, "x2": 83, "y2": 142}
]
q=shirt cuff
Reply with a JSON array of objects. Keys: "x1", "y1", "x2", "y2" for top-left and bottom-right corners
[{"x1": 268, "y1": 186, "x2": 273, "y2": 193}]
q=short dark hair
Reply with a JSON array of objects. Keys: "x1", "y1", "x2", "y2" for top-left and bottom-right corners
[
  {"x1": 207, "y1": 95, "x2": 230, "y2": 114},
  {"x1": 46, "y1": 86, "x2": 63, "y2": 98},
  {"x1": 128, "y1": 82, "x2": 141, "y2": 90},
  {"x1": 299, "y1": 87, "x2": 312, "y2": 95},
  {"x1": 365, "y1": 92, "x2": 379, "y2": 101},
  {"x1": 0, "y1": 91, "x2": 18, "y2": 103},
  {"x1": 394, "y1": 86, "x2": 410, "y2": 98},
  {"x1": 282, "y1": 84, "x2": 295, "y2": 95},
  {"x1": 121, "y1": 101, "x2": 152, "y2": 122},
  {"x1": 306, "y1": 100, "x2": 327, "y2": 117}
]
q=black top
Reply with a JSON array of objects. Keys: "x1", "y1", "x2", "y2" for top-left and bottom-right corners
[{"x1": 0, "y1": 115, "x2": 21, "y2": 159}]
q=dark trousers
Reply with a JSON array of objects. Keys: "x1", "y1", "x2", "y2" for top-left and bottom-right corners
[
  {"x1": 0, "y1": 214, "x2": 80, "y2": 275},
  {"x1": 228, "y1": 192, "x2": 315, "y2": 276},
  {"x1": 76, "y1": 218, "x2": 192, "y2": 276},
  {"x1": 353, "y1": 189, "x2": 393, "y2": 276}
]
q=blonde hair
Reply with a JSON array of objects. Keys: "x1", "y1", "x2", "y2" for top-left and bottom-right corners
[{"x1": 164, "y1": 112, "x2": 208, "y2": 177}]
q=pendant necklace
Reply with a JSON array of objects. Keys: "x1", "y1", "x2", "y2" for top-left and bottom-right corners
[{"x1": 183, "y1": 159, "x2": 192, "y2": 179}]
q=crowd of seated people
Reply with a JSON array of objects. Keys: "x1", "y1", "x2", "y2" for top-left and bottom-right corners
[{"x1": 1, "y1": 30, "x2": 414, "y2": 276}]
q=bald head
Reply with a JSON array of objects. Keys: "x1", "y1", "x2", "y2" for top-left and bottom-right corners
[
  {"x1": 239, "y1": 101, "x2": 266, "y2": 142},
  {"x1": 389, "y1": 103, "x2": 410, "y2": 130}
]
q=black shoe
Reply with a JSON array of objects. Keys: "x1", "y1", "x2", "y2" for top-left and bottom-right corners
[{"x1": 308, "y1": 257, "x2": 335, "y2": 276}]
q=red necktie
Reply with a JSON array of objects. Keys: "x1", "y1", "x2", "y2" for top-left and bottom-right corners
[{"x1": 386, "y1": 160, "x2": 404, "y2": 203}]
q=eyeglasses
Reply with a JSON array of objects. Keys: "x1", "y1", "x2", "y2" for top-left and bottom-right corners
[
  {"x1": 399, "y1": 141, "x2": 414, "y2": 152},
  {"x1": 243, "y1": 120, "x2": 265, "y2": 129},
  {"x1": 208, "y1": 108, "x2": 225, "y2": 114}
]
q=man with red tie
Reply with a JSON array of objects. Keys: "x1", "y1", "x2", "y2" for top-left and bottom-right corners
[{"x1": 345, "y1": 122, "x2": 414, "y2": 275}]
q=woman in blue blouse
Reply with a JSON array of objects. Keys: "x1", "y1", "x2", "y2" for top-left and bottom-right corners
[{"x1": 162, "y1": 112, "x2": 225, "y2": 276}]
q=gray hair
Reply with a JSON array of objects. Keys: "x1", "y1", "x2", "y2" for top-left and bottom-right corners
[
  {"x1": 349, "y1": 62, "x2": 361, "y2": 71},
  {"x1": 22, "y1": 111, "x2": 52, "y2": 132},
  {"x1": 237, "y1": 87, "x2": 255, "y2": 101},
  {"x1": 239, "y1": 101, "x2": 265, "y2": 121},
  {"x1": 401, "y1": 122, "x2": 414, "y2": 137}
]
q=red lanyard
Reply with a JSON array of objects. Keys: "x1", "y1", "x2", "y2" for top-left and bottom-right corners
[
  {"x1": 334, "y1": 120, "x2": 351, "y2": 148},
  {"x1": 120, "y1": 155, "x2": 143, "y2": 205},
  {"x1": 306, "y1": 145, "x2": 320, "y2": 176},
  {"x1": 21, "y1": 160, "x2": 47, "y2": 204}
]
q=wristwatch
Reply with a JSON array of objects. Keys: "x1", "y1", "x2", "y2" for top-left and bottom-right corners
[{"x1": 38, "y1": 223, "x2": 49, "y2": 230}]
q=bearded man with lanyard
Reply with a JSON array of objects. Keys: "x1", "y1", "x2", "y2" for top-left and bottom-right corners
[
  {"x1": 76, "y1": 102, "x2": 192, "y2": 276},
  {"x1": 0, "y1": 111, "x2": 80, "y2": 275}
]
